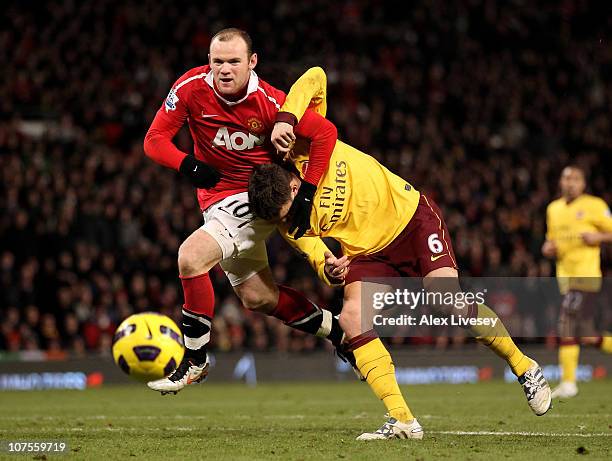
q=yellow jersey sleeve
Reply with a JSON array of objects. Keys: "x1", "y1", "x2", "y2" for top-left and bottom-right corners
[
  {"x1": 592, "y1": 198, "x2": 612, "y2": 232},
  {"x1": 280, "y1": 230, "x2": 343, "y2": 287},
  {"x1": 279, "y1": 67, "x2": 327, "y2": 120},
  {"x1": 545, "y1": 203, "x2": 554, "y2": 241}
]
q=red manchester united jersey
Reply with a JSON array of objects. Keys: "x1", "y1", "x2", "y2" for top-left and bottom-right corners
[
  {"x1": 144, "y1": 65, "x2": 338, "y2": 211},
  {"x1": 150, "y1": 65, "x2": 286, "y2": 210}
]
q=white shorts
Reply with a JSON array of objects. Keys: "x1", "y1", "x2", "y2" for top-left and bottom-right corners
[{"x1": 201, "y1": 192, "x2": 276, "y2": 286}]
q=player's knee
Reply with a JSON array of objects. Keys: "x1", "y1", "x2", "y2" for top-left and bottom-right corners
[
  {"x1": 423, "y1": 273, "x2": 461, "y2": 316},
  {"x1": 339, "y1": 303, "x2": 361, "y2": 338},
  {"x1": 558, "y1": 314, "x2": 578, "y2": 337},
  {"x1": 178, "y1": 241, "x2": 206, "y2": 276},
  {"x1": 338, "y1": 310, "x2": 350, "y2": 331}
]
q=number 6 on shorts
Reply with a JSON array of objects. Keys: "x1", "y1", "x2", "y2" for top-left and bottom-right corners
[{"x1": 427, "y1": 233, "x2": 444, "y2": 254}]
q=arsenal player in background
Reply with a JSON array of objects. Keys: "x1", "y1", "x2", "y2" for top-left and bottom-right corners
[
  {"x1": 143, "y1": 28, "x2": 353, "y2": 393},
  {"x1": 542, "y1": 166, "x2": 612, "y2": 399}
]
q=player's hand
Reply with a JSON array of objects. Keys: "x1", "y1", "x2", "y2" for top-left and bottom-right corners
[
  {"x1": 179, "y1": 155, "x2": 221, "y2": 189},
  {"x1": 541, "y1": 240, "x2": 557, "y2": 258},
  {"x1": 581, "y1": 232, "x2": 603, "y2": 246},
  {"x1": 324, "y1": 251, "x2": 350, "y2": 283},
  {"x1": 271, "y1": 121, "x2": 296, "y2": 154},
  {"x1": 288, "y1": 181, "x2": 316, "y2": 239}
]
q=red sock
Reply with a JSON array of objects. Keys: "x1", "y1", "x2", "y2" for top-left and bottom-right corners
[
  {"x1": 270, "y1": 285, "x2": 342, "y2": 344},
  {"x1": 180, "y1": 273, "x2": 215, "y2": 317},
  {"x1": 271, "y1": 285, "x2": 318, "y2": 324}
]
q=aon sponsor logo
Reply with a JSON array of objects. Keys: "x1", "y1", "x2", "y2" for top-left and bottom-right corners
[{"x1": 213, "y1": 127, "x2": 265, "y2": 151}]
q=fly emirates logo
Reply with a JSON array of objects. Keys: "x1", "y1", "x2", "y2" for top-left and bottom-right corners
[
  {"x1": 213, "y1": 127, "x2": 265, "y2": 151},
  {"x1": 320, "y1": 161, "x2": 347, "y2": 231}
]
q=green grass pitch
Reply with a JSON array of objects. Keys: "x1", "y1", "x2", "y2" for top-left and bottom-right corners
[{"x1": 1, "y1": 380, "x2": 610, "y2": 460}]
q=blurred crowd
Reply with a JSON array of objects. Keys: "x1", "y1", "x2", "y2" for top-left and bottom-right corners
[{"x1": 1, "y1": 0, "x2": 610, "y2": 355}]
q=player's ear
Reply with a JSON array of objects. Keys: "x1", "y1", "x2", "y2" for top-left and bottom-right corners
[
  {"x1": 249, "y1": 53, "x2": 257, "y2": 70},
  {"x1": 291, "y1": 182, "x2": 299, "y2": 197}
]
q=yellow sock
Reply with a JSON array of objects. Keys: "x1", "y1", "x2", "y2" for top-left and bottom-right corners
[
  {"x1": 469, "y1": 304, "x2": 532, "y2": 377},
  {"x1": 353, "y1": 338, "x2": 413, "y2": 422},
  {"x1": 600, "y1": 335, "x2": 612, "y2": 354},
  {"x1": 559, "y1": 344, "x2": 580, "y2": 383}
]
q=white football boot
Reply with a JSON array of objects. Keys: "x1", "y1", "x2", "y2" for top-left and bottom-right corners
[
  {"x1": 147, "y1": 355, "x2": 210, "y2": 395},
  {"x1": 518, "y1": 361, "x2": 552, "y2": 415},
  {"x1": 551, "y1": 381, "x2": 578, "y2": 399},
  {"x1": 356, "y1": 417, "x2": 424, "y2": 440}
]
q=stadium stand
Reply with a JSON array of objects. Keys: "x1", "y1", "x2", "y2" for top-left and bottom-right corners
[{"x1": 1, "y1": 0, "x2": 610, "y2": 354}]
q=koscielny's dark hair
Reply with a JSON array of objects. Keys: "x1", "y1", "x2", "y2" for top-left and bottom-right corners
[{"x1": 248, "y1": 163, "x2": 293, "y2": 221}]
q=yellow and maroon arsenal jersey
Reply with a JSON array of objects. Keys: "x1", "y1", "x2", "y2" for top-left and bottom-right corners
[
  {"x1": 275, "y1": 67, "x2": 421, "y2": 283},
  {"x1": 285, "y1": 139, "x2": 420, "y2": 255},
  {"x1": 546, "y1": 194, "x2": 612, "y2": 292},
  {"x1": 279, "y1": 138, "x2": 421, "y2": 284}
]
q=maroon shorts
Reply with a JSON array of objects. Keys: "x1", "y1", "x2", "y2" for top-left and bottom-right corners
[
  {"x1": 558, "y1": 290, "x2": 600, "y2": 340},
  {"x1": 345, "y1": 194, "x2": 458, "y2": 283},
  {"x1": 561, "y1": 290, "x2": 598, "y2": 317}
]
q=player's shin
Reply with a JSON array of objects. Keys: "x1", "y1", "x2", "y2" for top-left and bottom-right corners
[
  {"x1": 597, "y1": 334, "x2": 612, "y2": 354},
  {"x1": 270, "y1": 285, "x2": 344, "y2": 345},
  {"x1": 465, "y1": 303, "x2": 551, "y2": 414},
  {"x1": 147, "y1": 273, "x2": 214, "y2": 392},
  {"x1": 466, "y1": 303, "x2": 532, "y2": 377},
  {"x1": 558, "y1": 341, "x2": 580, "y2": 383},
  {"x1": 180, "y1": 273, "x2": 215, "y2": 364},
  {"x1": 348, "y1": 330, "x2": 414, "y2": 423}
]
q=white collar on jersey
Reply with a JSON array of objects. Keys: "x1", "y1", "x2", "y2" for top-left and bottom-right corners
[{"x1": 205, "y1": 70, "x2": 259, "y2": 106}]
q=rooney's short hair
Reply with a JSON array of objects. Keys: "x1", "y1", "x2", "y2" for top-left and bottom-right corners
[{"x1": 210, "y1": 28, "x2": 253, "y2": 56}]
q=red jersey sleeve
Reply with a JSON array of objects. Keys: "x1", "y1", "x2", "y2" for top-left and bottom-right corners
[
  {"x1": 293, "y1": 109, "x2": 337, "y2": 185},
  {"x1": 143, "y1": 70, "x2": 198, "y2": 170}
]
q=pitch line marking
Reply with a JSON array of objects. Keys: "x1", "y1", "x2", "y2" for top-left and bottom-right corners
[
  {"x1": 5, "y1": 413, "x2": 612, "y2": 419},
  {"x1": 3, "y1": 426, "x2": 610, "y2": 437},
  {"x1": 1, "y1": 413, "x2": 612, "y2": 421},
  {"x1": 430, "y1": 430, "x2": 611, "y2": 438},
  {"x1": 419, "y1": 413, "x2": 612, "y2": 419}
]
